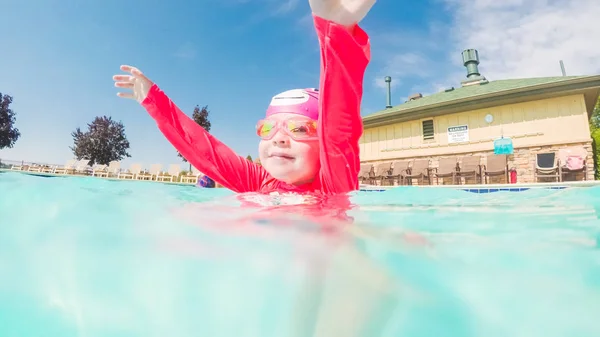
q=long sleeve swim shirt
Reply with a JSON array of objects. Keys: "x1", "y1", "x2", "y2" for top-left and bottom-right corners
[{"x1": 141, "y1": 15, "x2": 370, "y2": 195}]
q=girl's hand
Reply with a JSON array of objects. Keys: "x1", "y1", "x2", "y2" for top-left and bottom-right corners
[
  {"x1": 308, "y1": 0, "x2": 376, "y2": 27},
  {"x1": 113, "y1": 65, "x2": 154, "y2": 103}
]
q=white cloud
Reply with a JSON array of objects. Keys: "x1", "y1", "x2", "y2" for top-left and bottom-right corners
[
  {"x1": 369, "y1": 19, "x2": 456, "y2": 94},
  {"x1": 225, "y1": 0, "x2": 305, "y2": 34},
  {"x1": 273, "y1": 0, "x2": 300, "y2": 15},
  {"x1": 447, "y1": 0, "x2": 600, "y2": 79},
  {"x1": 372, "y1": 0, "x2": 600, "y2": 97},
  {"x1": 373, "y1": 52, "x2": 430, "y2": 89},
  {"x1": 296, "y1": 12, "x2": 314, "y2": 29},
  {"x1": 223, "y1": 0, "x2": 301, "y2": 16},
  {"x1": 173, "y1": 42, "x2": 196, "y2": 60}
]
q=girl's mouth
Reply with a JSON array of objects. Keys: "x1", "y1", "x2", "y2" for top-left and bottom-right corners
[{"x1": 269, "y1": 152, "x2": 295, "y2": 160}]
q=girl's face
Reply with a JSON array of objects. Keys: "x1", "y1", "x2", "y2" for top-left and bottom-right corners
[{"x1": 257, "y1": 113, "x2": 320, "y2": 185}]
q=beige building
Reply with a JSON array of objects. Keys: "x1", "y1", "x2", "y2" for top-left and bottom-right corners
[{"x1": 360, "y1": 49, "x2": 600, "y2": 184}]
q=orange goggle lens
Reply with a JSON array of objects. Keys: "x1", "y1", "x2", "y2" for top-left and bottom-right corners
[{"x1": 256, "y1": 119, "x2": 318, "y2": 140}]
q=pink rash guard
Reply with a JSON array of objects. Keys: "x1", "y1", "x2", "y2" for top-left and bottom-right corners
[{"x1": 141, "y1": 14, "x2": 370, "y2": 195}]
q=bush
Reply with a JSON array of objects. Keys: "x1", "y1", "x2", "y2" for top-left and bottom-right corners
[{"x1": 591, "y1": 129, "x2": 600, "y2": 180}]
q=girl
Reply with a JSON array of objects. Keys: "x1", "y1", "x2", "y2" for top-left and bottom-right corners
[
  {"x1": 113, "y1": 0, "x2": 376, "y2": 196},
  {"x1": 113, "y1": 0, "x2": 375, "y2": 195}
]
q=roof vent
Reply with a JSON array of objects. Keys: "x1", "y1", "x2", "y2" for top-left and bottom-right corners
[
  {"x1": 385, "y1": 76, "x2": 392, "y2": 108},
  {"x1": 460, "y1": 49, "x2": 488, "y2": 86},
  {"x1": 408, "y1": 93, "x2": 423, "y2": 101},
  {"x1": 444, "y1": 86, "x2": 455, "y2": 92}
]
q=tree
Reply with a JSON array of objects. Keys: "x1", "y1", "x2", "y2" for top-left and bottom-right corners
[
  {"x1": 590, "y1": 97, "x2": 600, "y2": 179},
  {"x1": 178, "y1": 105, "x2": 211, "y2": 162},
  {"x1": 0, "y1": 93, "x2": 21, "y2": 150},
  {"x1": 246, "y1": 155, "x2": 253, "y2": 162},
  {"x1": 70, "y1": 116, "x2": 131, "y2": 165},
  {"x1": 591, "y1": 97, "x2": 600, "y2": 130}
]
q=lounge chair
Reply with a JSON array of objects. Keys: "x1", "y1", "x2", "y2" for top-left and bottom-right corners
[
  {"x1": 73, "y1": 159, "x2": 91, "y2": 175},
  {"x1": 482, "y1": 154, "x2": 508, "y2": 184},
  {"x1": 434, "y1": 157, "x2": 458, "y2": 185},
  {"x1": 91, "y1": 164, "x2": 108, "y2": 177},
  {"x1": 457, "y1": 156, "x2": 482, "y2": 184},
  {"x1": 54, "y1": 159, "x2": 78, "y2": 175},
  {"x1": 40, "y1": 165, "x2": 57, "y2": 173},
  {"x1": 156, "y1": 164, "x2": 181, "y2": 183},
  {"x1": 27, "y1": 164, "x2": 43, "y2": 172},
  {"x1": 534, "y1": 152, "x2": 561, "y2": 182},
  {"x1": 118, "y1": 163, "x2": 142, "y2": 179},
  {"x1": 373, "y1": 162, "x2": 392, "y2": 186},
  {"x1": 386, "y1": 160, "x2": 410, "y2": 185},
  {"x1": 181, "y1": 166, "x2": 203, "y2": 184},
  {"x1": 401, "y1": 159, "x2": 431, "y2": 185},
  {"x1": 358, "y1": 164, "x2": 374, "y2": 185},
  {"x1": 361, "y1": 164, "x2": 375, "y2": 185},
  {"x1": 558, "y1": 147, "x2": 588, "y2": 181},
  {"x1": 137, "y1": 164, "x2": 162, "y2": 181},
  {"x1": 106, "y1": 161, "x2": 121, "y2": 178},
  {"x1": 358, "y1": 164, "x2": 372, "y2": 184}
]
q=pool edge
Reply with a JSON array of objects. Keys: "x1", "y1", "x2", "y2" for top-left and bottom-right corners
[{"x1": 3, "y1": 168, "x2": 598, "y2": 192}]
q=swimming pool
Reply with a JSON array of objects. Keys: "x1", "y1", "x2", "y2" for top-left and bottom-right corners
[{"x1": 1, "y1": 170, "x2": 599, "y2": 337}]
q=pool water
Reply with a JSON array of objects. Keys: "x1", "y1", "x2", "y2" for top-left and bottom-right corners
[{"x1": 1, "y1": 171, "x2": 599, "y2": 337}]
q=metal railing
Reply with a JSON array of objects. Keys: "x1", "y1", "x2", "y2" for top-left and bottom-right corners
[
  {"x1": 0, "y1": 158, "x2": 203, "y2": 185},
  {"x1": 0, "y1": 159, "x2": 63, "y2": 169}
]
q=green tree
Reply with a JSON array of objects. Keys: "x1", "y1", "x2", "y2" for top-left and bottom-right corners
[
  {"x1": 70, "y1": 116, "x2": 131, "y2": 165},
  {"x1": 246, "y1": 155, "x2": 253, "y2": 162},
  {"x1": 178, "y1": 105, "x2": 211, "y2": 163},
  {"x1": 590, "y1": 97, "x2": 600, "y2": 130},
  {"x1": 0, "y1": 93, "x2": 21, "y2": 150}
]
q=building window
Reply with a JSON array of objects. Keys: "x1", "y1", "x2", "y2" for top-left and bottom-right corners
[{"x1": 422, "y1": 119, "x2": 434, "y2": 140}]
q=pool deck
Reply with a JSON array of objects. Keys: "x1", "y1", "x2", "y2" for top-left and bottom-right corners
[
  {"x1": 3, "y1": 168, "x2": 599, "y2": 192},
  {"x1": 360, "y1": 180, "x2": 600, "y2": 192}
]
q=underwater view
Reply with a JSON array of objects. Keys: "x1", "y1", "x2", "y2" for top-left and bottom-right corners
[{"x1": 1, "y1": 171, "x2": 599, "y2": 337}]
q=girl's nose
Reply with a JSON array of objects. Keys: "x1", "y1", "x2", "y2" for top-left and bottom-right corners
[{"x1": 271, "y1": 129, "x2": 290, "y2": 145}]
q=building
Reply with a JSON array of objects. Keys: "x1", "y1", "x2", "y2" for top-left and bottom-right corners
[{"x1": 360, "y1": 49, "x2": 600, "y2": 184}]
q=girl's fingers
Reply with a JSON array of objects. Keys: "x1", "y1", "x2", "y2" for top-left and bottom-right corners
[
  {"x1": 115, "y1": 65, "x2": 152, "y2": 102},
  {"x1": 113, "y1": 75, "x2": 133, "y2": 82},
  {"x1": 120, "y1": 65, "x2": 141, "y2": 78},
  {"x1": 120, "y1": 64, "x2": 149, "y2": 81},
  {"x1": 114, "y1": 81, "x2": 134, "y2": 88},
  {"x1": 131, "y1": 68, "x2": 150, "y2": 82},
  {"x1": 117, "y1": 92, "x2": 135, "y2": 99},
  {"x1": 120, "y1": 65, "x2": 135, "y2": 73}
]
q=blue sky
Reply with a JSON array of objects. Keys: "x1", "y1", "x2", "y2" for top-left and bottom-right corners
[{"x1": 1, "y1": 0, "x2": 598, "y2": 169}]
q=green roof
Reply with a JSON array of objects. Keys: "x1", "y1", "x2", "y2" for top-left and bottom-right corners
[{"x1": 366, "y1": 76, "x2": 590, "y2": 118}]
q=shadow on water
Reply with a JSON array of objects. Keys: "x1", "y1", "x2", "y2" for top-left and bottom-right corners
[{"x1": 1, "y1": 172, "x2": 600, "y2": 336}]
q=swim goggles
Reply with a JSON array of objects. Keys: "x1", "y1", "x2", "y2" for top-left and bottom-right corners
[{"x1": 255, "y1": 119, "x2": 318, "y2": 141}]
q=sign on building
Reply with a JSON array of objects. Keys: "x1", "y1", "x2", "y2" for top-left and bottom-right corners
[
  {"x1": 494, "y1": 137, "x2": 514, "y2": 154},
  {"x1": 447, "y1": 125, "x2": 469, "y2": 143}
]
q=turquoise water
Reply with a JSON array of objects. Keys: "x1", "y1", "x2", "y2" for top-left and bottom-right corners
[{"x1": 1, "y1": 171, "x2": 600, "y2": 337}]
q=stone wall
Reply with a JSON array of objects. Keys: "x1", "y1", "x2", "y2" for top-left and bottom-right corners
[
  {"x1": 510, "y1": 142, "x2": 594, "y2": 183},
  {"x1": 365, "y1": 141, "x2": 594, "y2": 185}
]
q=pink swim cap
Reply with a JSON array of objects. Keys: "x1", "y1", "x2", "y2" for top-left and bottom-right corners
[{"x1": 265, "y1": 88, "x2": 319, "y2": 120}]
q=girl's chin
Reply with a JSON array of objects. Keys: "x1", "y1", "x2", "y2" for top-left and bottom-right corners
[{"x1": 265, "y1": 166, "x2": 302, "y2": 182}]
